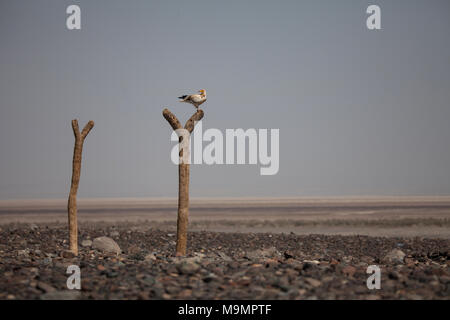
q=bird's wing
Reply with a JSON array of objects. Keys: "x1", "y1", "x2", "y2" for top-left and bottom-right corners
[{"x1": 189, "y1": 94, "x2": 204, "y2": 103}]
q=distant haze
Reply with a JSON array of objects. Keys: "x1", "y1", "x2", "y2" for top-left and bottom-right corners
[{"x1": 1, "y1": 0, "x2": 450, "y2": 199}]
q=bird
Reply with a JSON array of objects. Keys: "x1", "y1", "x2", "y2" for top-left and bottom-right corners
[{"x1": 178, "y1": 89, "x2": 207, "y2": 109}]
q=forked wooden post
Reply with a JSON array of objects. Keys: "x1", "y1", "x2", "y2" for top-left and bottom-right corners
[
  {"x1": 163, "y1": 108, "x2": 204, "y2": 256},
  {"x1": 67, "y1": 119, "x2": 94, "y2": 256}
]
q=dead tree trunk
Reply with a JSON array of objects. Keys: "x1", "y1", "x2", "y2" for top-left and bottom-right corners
[
  {"x1": 163, "y1": 108, "x2": 204, "y2": 256},
  {"x1": 68, "y1": 119, "x2": 94, "y2": 256}
]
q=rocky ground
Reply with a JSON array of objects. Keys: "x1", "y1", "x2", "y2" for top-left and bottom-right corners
[{"x1": 0, "y1": 223, "x2": 449, "y2": 300}]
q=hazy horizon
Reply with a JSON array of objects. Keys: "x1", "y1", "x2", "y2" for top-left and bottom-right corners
[{"x1": 1, "y1": 0, "x2": 450, "y2": 200}]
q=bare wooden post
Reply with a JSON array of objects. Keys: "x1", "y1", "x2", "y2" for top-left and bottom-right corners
[
  {"x1": 68, "y1": 119, "x2": 94, "y2": 256},
  {"x1": 163, "y1": 108, "x2": 204, "y2": 256}
]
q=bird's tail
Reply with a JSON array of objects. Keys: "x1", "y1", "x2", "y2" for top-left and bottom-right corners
[{"x1": 178, "y1": 95, "x2": 188, "y2": 101}]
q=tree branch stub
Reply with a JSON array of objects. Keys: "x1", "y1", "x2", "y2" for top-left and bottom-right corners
[
  {"x1": 162, "y1": 108, "x2": 204, "y2": 256},
  {"x1": 67, "y1": 119, "x2": 94, "y2": 256}
]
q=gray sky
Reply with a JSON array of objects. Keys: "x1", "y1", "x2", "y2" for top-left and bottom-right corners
[{"x1": 1, "y1": 0, "x2": 450, "y2": 199}]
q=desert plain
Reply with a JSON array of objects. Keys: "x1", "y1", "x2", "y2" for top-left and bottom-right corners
[{"x1": 0, "y1": 197, "x2": 449, "y2": 299}]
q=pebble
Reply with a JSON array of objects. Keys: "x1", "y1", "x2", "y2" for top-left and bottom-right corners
[
  {"x1": 342, "y1": 266, "x2": 357, "y2": 277},
  {"x1": 92, "y1": 236, "x2": 121, "y2": 254},
  {"x1": 140, "y1": 275, "x2": 156, "y2": 286},
  {"x1": 203, "y1": 273, "x2": 218, "y2": 283},
  {"x1": 81, "y1": 239, "x2": 93, "y2": 247},
  {"x1": 383, "y1": 249, "x2": 406, "y2": 265},
  {"x1": 110, "y1": 231, "x2": 120, "y2": 237},
  {"x1": 304, "y1": 277, "x2": 322, "y2": 288},
  {"x1": 284, "y1": 250, "x2": 295, "y2": 259},
  {"x1": 37, "y1": 282, "x2": 56, "y2": 293},
  {"x1": 97, "y1": 265, "x2": 106, "y2": 271},
  {"x1": 61, "y1": 250, "x2": 76, "y2": 259},
  {"x1": 4, "y1": 271, "x2": 14, "y2": 277},
  {"x1": 178, "y1": 289, "x2": 193, "y2": 299},
  {"x1": 144, "y1": 253, "x2": 157, "y2": 262},
  {"x1": 217, "y1": 252, "x2": 232, "y2": 261},
  {"x1": 17, "y1": 249, "x2": 30, "y2": 257},
  {"x1": 302, "y1": 262, "x2": 318, "y2": 272},
  {"x1": 176, "y1": 260, "x2": 201, "y2": 275},
  {"x1": 245, "y1": 247, "x2": 280, "y2": 260},
  {"x1": 127, "y1": 245, "x2": 141, "y2": 255},
  {"x1": 304, "y1": 260, "x2": 320, "y2": 265}
]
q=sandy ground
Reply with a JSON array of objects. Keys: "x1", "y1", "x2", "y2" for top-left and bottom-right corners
[{"x1": 1, "y1": 197, "x2": 449, "y2": 238}]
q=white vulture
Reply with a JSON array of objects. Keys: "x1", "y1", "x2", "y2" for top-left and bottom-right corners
[{"x1": 178, "y1": 89, "x2": 207, "y2": 109}]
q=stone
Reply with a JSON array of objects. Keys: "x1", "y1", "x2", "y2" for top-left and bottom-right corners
[
  {"x1": 177, "y1": 260, "x2": 201, "y2": 275},
  {"x1": 127, "y1": 245, "x2": 141, "y2": 255},
  {"x1": 17, "y1": 249, "x2": 30, "y2": 257},
  {"x1": 360, "y1": 256, "x2": 374, "y2": 264},
  {"x1": 193, "y1": 252, "x2": 206, "y2": 259},
  {"x1": 217, "y1": 252, "x2": 232, "y2": 261},
  {"x1": 140, "y1": 275, "x2": 156, "y2": 286},
  {"x1": 404, "y1": 257, "x2": 416, "y2": 266},
  {"x1": 245, "y1": 247, "x2": 280, "y2": 260},
  {"x1": 303, "y1": 260, "x2": 320, "y2": 265},
  {"x1": 110, "y1": 231, "x2": 120, "y2": 237},
  {"x1": 104, "y1": 271, "x2": 119, "y2": 278},
  {"x1": 203, "y1": 273, "x2": 218, "y2": 283},
  {"x1": 302, "y1": 262, "x2": 318, "y2": 272},
  {"x1": 284, "y1": 250, "x2": 295, "y2": 259},
  {"x1": 265, "y1": 258, "x2": 279, "y2": 265},
  {"x1": 37, "y1": 282, "x2": 56, "y2": 293},
  {"x1": 144, "y1": 253, "x2": 157, "y2": 262},
  {"x1": 342, "y1": 266, "x2": 357, "y2": 277},
  {"x1": 92, "y1": 236, "x2": 121, "y2": 254},
  {"x1": 4, "y1": 271, "x2": 13, "y2": 277},
  {"x1": 81, "y1": 239, "x2": 92, "y2": 247},
  {"x1": 383, "y1": 249, "x2": 406, "y2": 265},
  {"x1": 388, "y1": 271, "x2": 401, "y2": 280},
  {"x1": 129, "y1": 252, "x2": 146, "y2": 261},
  {"x1": 97, "y1": 265, "x2": 106, "y2": 271},
  {"x1": 304, "y1": 277, "x2": 321, "y2": 288},
  {"x1": 54, "y1": 261, "x2": 72, "y2": 270},
  {"x1": 61, "y1": 250, "x2": 76, "y2": 259},
  {"x1": 330, "y1": 258, "x2": 340, "y2": 265},
  {"x1": 178, "y1": 289, "x2": 193, "y2": 299}
]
